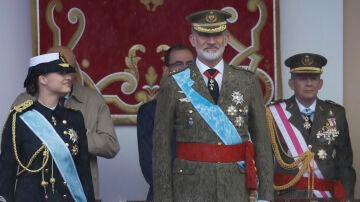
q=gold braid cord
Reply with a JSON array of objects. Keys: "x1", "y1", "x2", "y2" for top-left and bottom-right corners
[
  {"x1": 10, "y1": 100, "x2": 50, "y2": 175},
  {"x1": 265, "y1": 107, "x2": 315, "y2": 190}
]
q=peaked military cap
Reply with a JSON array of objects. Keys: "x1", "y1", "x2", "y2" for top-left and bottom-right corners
[
  {"x1": 285, "y1": 53, "x2": 327, "y2": 74},
  {"x1": 186, "y1": 9, "x2": 232, "y2": 34},
  {"x1": 24, "y1": 52, "x2": 76, "y2": 87}
]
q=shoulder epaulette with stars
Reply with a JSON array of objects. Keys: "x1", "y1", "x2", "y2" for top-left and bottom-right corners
[
  {"x1": 268, "y1": 99, "x2": 286, "y2": 106},
  {"x1": 168, "y1": 66, "x2": 189, "y2": 76},
  {"x1": 231, "y1": 65, "x2": 255, "y2": 73},
  {"x1": 325, "y1": 100, "x2": 344, "y2": 108}
]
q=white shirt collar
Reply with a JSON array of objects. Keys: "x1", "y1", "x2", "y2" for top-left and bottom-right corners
[
  {"x1": 196, "y1": 58, "x2": 224, "y2": 75},
  {"x1": 295, "y1": 98, "x2": 317, "y2": 113}
]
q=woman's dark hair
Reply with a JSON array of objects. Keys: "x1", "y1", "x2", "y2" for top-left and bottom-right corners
[{"x1": 25, "y1": 76, "x2": 39, "y2": 96}]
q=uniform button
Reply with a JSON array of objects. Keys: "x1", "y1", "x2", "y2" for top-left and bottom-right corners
[
  {"x1": 308, "y1": 145, "x2": 312, "y2": 150},
  {"x1": 63, "y1": 194, "x2": 68, "y2": 199},
  {"x1": 65, "y1": 143, "x2": 69, "y2": 147},
  {"x1": 63, "y1": 181, "x2": 67, "y2": 186},
  {"x1": 217, "y1": 142, "x2": 222, "y2": 145},
  {"x1": 63, "y1": 130, "x2": 67, "y2": 135},
  {"x1": 45, "y1": 168, "x2": 49, "y2": 173},
  {"x1": 179, "y1": 169, "x2": 183, "y2": 173},
  {"x1": 62, "y1": 120, "x2": 67, "y2": 124},
  {"x1": 188, "y1": 110, "x2": 193, "y2": 114},
  {"x1": 188, "y1": 117, "x2": 194, "y2": 126}
]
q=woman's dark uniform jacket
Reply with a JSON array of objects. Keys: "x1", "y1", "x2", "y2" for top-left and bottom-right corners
[
  {"x1": 271, "y1": 96, "x2": 356, "y2": 200},
  {"x1": 0, "y1": 100, "x2": 95, "y2": 202}
]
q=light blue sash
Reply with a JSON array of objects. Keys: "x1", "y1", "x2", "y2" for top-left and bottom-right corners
[
  {"x1": 20, "y1": 109, "x2": 87, "y2": 202},
  {"x1": 173, "y1": 69, "x2": 244, "y2": 167}
]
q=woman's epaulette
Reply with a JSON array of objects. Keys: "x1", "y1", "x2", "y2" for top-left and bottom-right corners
[{"x1": 12, "y1": 100, "x2": 34, "y2": 113}]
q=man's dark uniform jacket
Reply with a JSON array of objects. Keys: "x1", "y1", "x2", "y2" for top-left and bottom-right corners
[
  {"x1": 270, "y1": 96, "x2": 356, "y2": 200},
  {"x1": 137, "y1": 99, "x2": 177, "y2": 201},
  {"x1": 0, "y1": 100, "x2": 95, "y2": 202}
]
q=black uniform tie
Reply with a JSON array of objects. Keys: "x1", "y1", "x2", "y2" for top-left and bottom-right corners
[{"x1": 204, "y1": 69, "x2": 220, "y2": 104}]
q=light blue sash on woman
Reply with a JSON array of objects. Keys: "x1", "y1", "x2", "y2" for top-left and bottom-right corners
[
  {"x1": 173, "y1": 69, "x2": 244, "y2": 167},
  {"x1": 20, "y1": 109, "x2": 87, "y2": 202}
]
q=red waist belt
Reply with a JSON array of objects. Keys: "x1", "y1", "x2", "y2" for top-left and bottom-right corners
[
  {"x1": 176, "y1": 141, "x2": 257, "y2": 190},
  {"x1": 274, "y1": 172, "x2": 346, "y2": 200}
]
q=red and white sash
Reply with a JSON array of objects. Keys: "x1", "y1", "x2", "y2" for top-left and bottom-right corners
[{"x1": 269, "y1": 102, "x2": 331, "y2": 198}]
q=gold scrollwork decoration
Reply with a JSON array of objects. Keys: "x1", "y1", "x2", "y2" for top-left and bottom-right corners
[
  {"x1": 78, "y1": 44, "x2": 161, "y2": 121},
  {"x1": 33, "y1": 0, "x2": 280, "y2": 124},
  {"x1": 224, "y1": 0, "x2": 275, "y2": 103},
  {"x1": 46, "y1": 0, "x2": 63, "y2": 46},
  {"x1": 226, "y1": 0, "x2": 268, "y2": 70},
  {"x1": 67, "y1": 8, "x2": 86, "y2": 50},
  {"x1": 157, "y1": 44, "x2": 170, "y2": 63},
  {"x1": 74, "y1": 43, "x2": 163, "y2": 124},
  {"x1": 46, "y1": 0, "x2": 85, "y2": 50},
  {"x1": 124, "y1": 44, "x2": 146, "y2": 81},
  {"x1": 256, "y1": 70, "x2": 274, "y2": 105},
  {"x1": 97, "y1": 44, "x2": 145, "y2": 100}
]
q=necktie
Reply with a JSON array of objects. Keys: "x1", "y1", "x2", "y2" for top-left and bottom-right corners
[
  {"x1": 204, "y1": 69, "x2": 220, "y2": 103},
  {"x1": 302, "y1": 108, "x2": 313, "y2": 133}
]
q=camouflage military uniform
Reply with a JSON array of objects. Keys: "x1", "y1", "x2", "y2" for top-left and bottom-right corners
[{"x1": 152, "y1": 63, "x2": 274, "y2": 202}]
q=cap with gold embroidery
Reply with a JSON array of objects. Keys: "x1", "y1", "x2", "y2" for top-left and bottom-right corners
[
  {"x1": 24, "y1": 52, "x2": 76, "y2": 87},
  {"x1": 285, "y1": 53, "x2": 327, "y2": 74},
  {"x1": 186, "y1": 9, "x2": 232, "y2": 34}
]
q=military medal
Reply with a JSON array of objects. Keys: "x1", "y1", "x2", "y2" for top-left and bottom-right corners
[
  {"x1": 227, "y1": 105, "x2": 237, "y2": 116},
  {"x1": 188, "y1": 117, "x2": 194, "y2": 126},
  {"x1": 231, "y1": 91, "x2": 244, "y2": 105},
  {"x1": 234, "y1": 116, "x2": 244, "y2": 127},
  {"x1": 332, "y1": 149, "x2": 336, "y2": 159},
  {"x1": 316, "y1": 118, "x2": 339, "y2": 144},
  {"x1": 317, "y1": 149, "x2": 327, "y2": 160},
  {"x1": 67, "y1": 128, "x2": 79, "y2": 143},
  {"x1": 72, "y1": 145, "x2": 79, "y2": 155},
  {"x1": 51, "y1": 116, "x2": 57, "y2": 126},
  {"x1": 179, "y1": 97, "x2": 190, "y2": 103},
  {"x1": 209, "y1": 78, "x2": 216, "y2": 90},
  {"x1": 303, "y1": 115, "x2": 311, "y2": 130},
  {"x1": 243, "y1": 106, "x2": 249, "y2": 114}
]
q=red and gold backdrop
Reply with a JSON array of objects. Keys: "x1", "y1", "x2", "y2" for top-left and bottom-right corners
[{"x1": 31, "y1": 0, "x2": 281, "y2": 124}]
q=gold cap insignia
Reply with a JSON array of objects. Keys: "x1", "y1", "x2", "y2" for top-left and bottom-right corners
[
  {"x1": 301, "y1": 55, "x2": 314, "y2": 66},
  {"x1": 59, "y1": 53, "x2": 70, "y2": 68},
  {"x1": 206, "y1": 11, "x2": 217, "y2": 23}
]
